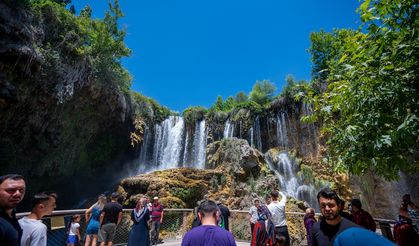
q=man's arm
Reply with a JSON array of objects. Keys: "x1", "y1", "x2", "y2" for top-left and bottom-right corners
[
  {"x1": 160, "y1": 210, "x2": 164, "y2": 223},
  {"x1": 76, "y1": 225, "x2": 81, "y2": 241},
  {"x1": 279, "y1": 191, "x2": 287, "y2": 203},
  {"x1": 117, "y1": 211, "x2": 122, "y2": 225}
]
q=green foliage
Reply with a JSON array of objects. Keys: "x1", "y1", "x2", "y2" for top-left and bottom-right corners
[
  {"x1": 298, "y1": 165, "x2": 330, "y2": 189},
  {"x1": 307, "y1": 0, "x2": 419, "y2": 180},
  {"x1": 79, "y1": 4, "x2": 92, "y2": 18},
  {"x1": 234, "y1": 101, "x2": 264, "y2": 115},
  {"x1": 249, "y1": 80, "x2": 276, "y2": 105},
  {"x1": 224, "y1": 96, "x2": 236, "y2": 111},
  {"x1": 171, "y1": 187, "x2": 202, "y2": 207},
  {"x1": 131, "y1": 91, "x2": 171, "y2": 123},
  {"x1": 235, "y1": 91, "x2": 248, "y2": 103},
  {"x1": 309, "y1": 30, "x2": 337, "y2": 81},
  {"x1": 205, "y1": 108, "x2": 229, "y2": 124},
  {"x1": 210, "y1": 95, "x2": 238, "y2": 112},
  {"x1": 280, "y1": 75, "x2": 308, "y2": 101},
  {"x1": 183, "y1": 106, "x2": 207, "y2": 124},
  {"x1": 30, "y1": 0, "x2": 132, "y2": 92},
  {"x1": 148, "y1": 98, "x2": 171, "y2": 122},
  {"x1": 130, "y1": 116, "x2": 146, "y2": 147}
]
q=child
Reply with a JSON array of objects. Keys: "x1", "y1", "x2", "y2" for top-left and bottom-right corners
[{"x1": 67, "y1": 214, "x2": 81, "y2": 246}]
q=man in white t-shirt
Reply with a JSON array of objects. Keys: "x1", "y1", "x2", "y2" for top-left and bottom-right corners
[
  {"x1": 267, "y1": 190, "x2": 289, "y2": 246},
  {"x1": 19, "y1": 192, "x2": 57, "y2": 246}
]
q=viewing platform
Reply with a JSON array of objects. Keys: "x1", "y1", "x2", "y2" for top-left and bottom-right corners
[{"x1": 17, "y1": 209, "x2": 397, "y2": 246}]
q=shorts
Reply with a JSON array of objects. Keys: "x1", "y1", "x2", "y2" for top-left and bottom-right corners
[
  {"x1": 67, "y1": 235, "x2": 77, "y2": 244},
  {"x1": 98, "y1": 223, "x2": 117, "y2": 243},
  {"x1": 274, "y1": 226, "x2": 290, "y2": 246}
]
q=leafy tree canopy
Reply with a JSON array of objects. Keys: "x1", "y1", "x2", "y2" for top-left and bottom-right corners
[
  {"x1": 30, "y1": 0, "x2": 132, "y2": 92},
  {"x1": 235, "y1": 91, "x2": 248, "y2": 103},
  {"x1": 306, "y1": 0, "x2": 419, "y2": 180},
  {"x1": 281, "y1": 75, "x2": 308, "y2": 101},
  {"x1": 249, "y1": 80, "x2": 276, "y2": 105}
]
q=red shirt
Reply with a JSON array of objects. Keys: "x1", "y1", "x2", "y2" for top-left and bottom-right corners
[
  {"x1": 353, "y1": 209, "x2": 376, "y2": 231},
  {"x1": 151, "y1": 203, "x2": 164, "y2": 221}
]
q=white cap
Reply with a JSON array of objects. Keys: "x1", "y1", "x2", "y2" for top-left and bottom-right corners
[{"x1": 153, "y1": 196, "x2": 159, "y2": 200}]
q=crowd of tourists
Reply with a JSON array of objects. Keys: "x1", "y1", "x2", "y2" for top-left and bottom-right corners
[{"x1": 1, "y1": 173, "x2": 418, "y2": 246}]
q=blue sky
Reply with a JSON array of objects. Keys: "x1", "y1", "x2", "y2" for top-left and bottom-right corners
[{"x1": 73, "y1": 0, "x2": 361, "y2": 112}]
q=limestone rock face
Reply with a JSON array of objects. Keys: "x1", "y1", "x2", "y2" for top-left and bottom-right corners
[
  {"x1": 0, "y1": 2, "x2": 135, "y2": 209},
  {"x1": 119, "y1": 138, "x2": 278, "y2": 210},
  {"x1": 206, "y1": 138, "x2": 265, "y2": 180}
]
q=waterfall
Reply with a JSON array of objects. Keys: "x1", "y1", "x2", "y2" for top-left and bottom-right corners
[
  {"x1": 223, "y1": 120, "x2": 234, "y2": 138},
  {"x1": 194, "y1": 120, "x2": 207, "y2": 168},
  {"x1": 296, "y1": 185, "x2": 318, "y2": 210},
  {"x1": 161, "y1": 117, "x2": 185, "y2": 169},
  {"x1": 265, "y1": 151, "x2": 317, "y2": 208},
  {"x1": 138, "y1": 129, "x2": 150, "y2": 165},
  {"x1": 182, "y1": 128, "x2": 190, "y2": 166},
  {"x1": 301, "y1": 102, "x2": 318, "y2": 154},
  {"x1": 276, "y1": 112, "x2": 288, "y2": 148},
  {"x1": 250, "y1": 116, "x2": 262, "y2": 151},
  {"x1": 137, "y1": 116, "x2": 207, "y2": 172}
]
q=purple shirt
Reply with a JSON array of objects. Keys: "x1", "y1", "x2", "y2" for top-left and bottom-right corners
[
  {"x1": 181, "y1": 225, "x2": 236, "y2": 246},
  {"x1": 304, "y1": 215, "x2": 316, "y2": 246}
]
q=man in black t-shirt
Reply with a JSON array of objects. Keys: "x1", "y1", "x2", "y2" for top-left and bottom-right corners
[
  {"x1": 98, "y1": 192, "x2": 122, "y2": 246},
  {"x1": 311, "y1": 188, "x2": 359, "y2": 246},
  {"x1": 0, "y1": 174, "x2": 26, "y2": 246}
]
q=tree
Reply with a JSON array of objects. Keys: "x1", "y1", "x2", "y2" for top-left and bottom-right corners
[
  {"x1": 69, "y1": 4, "x2": 75, "y2": 14},
  {"x1": 223, "y1": 96, "x2": 235, "y2": 111},
  {"x1": 213, "y1": 96, "x2": 224, "y2": 111},
  {"x1": 307, "y1": 0, "x2": 419, "y2": 180},
  {"x1": 249, "y1": 80, "x2": 276, "y2": 105},
  {"x1": 309, "y1": 30, "x2": 335, "y2": 81},
  {"x1": 79, "y1": 4, "x2": 92, "y2": 18},
  {"x1": 235, "y1": 91, "x2": 248, "y2": 103}
]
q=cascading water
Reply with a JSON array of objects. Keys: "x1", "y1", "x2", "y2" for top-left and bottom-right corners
[
  {"x1": 160, "y1": 116, "x2": 185, "y2": 169},
  {"x1": 138, "y1": 116, "x2": 207, "y2": 172},
  {"x1": 301, "y1": 102, "x2": 318, "y2": 154},
  {"x1": 193, "y1": 120, "x2": 207, "y2": 169},
  {"x1": 223, "y1": 120, "x2": 234, "y2": 138},
  {"x1": 137, "y1": 104, "x2": 320, "y2": 208},
  {"x1": 265, "y1": 151, "x2": 318, "y2": 208},
  {"x1": 276, "y1": 112, "x2": 289, "y2": 148},
  {"x1": 249, "y1": 116, "x2": 262, "y2": 151}
]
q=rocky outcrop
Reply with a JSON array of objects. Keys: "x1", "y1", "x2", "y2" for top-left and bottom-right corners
[
  {"x1": 0, "y1": 1, "x2": 136, "y2": 209},
  {"x1": 206, "y1": 138, "x2": 265, "y2": 180},
  {"x1": 120, "y1": 138, "x2": 278, "y2": 209}
]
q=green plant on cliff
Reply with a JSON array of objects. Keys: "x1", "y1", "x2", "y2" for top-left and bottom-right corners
[
  {"x1": 171, "y1": 187, "x2": 202, "y2": 207},
  {"x1": 280, "y1": 75, "x2": 308, "y2": 102},
  {"x1": 234, "y1": 101, "x2": 264, "y2": 115},
  {"x1": 298, "y1": 164, "x2": 330, "y2": 189},
  {"x1": 130, "y1": 116, "x2": 146, "y2": 147},
  {"x1": 249, "y1": 80, "x2": 276, "y2": 106},
  {"x1": 148, "y1": 98, "x2": 171, "y2": 122},
  {"x1": 183, "y1": 106, "x2": 207, "y2": 124},
  {"x1": 305, "y1": 0, "x2": 419, "y2": 180},
  {"x1": 131, "y1": 91, "x2": 171, "y2": 124},
  {"x1": 30, "y1": 0, "x2": 132, "y2": 92}
]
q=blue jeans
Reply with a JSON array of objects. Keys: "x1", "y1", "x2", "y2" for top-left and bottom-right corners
[{"x1": 150, "y1": 221, "x2": 161, "y2": 245}]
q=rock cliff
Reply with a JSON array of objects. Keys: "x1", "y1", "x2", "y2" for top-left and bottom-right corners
[{"x1": 0, "y1": 1, "x2": 137, "y2": 208}]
